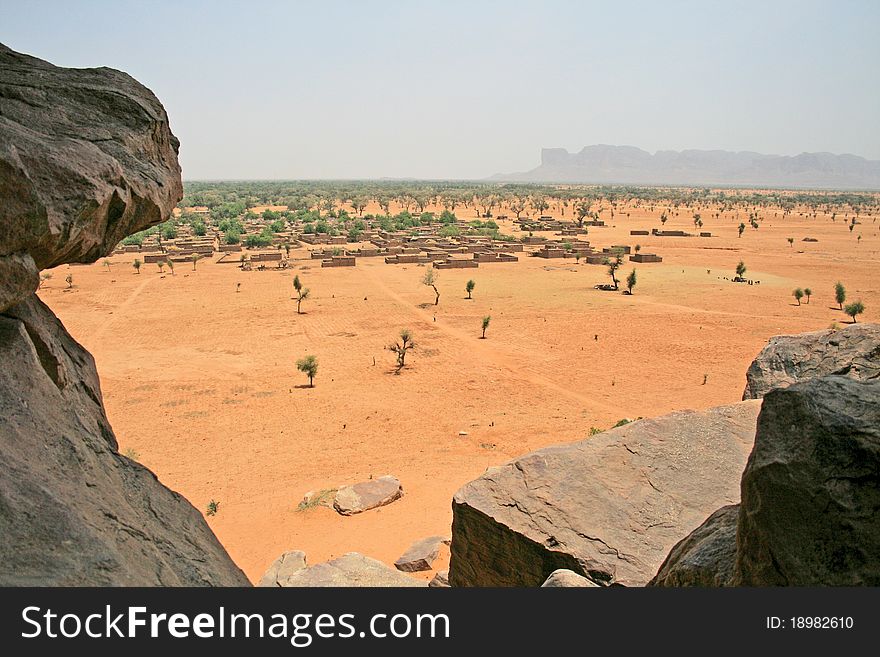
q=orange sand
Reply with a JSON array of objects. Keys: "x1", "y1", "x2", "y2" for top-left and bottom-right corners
[{"x1": 39, "y1": 198, "x2": 880, "y2": 583}]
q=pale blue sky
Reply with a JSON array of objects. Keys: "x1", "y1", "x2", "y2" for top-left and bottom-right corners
[{"x1": 2, "y1": 0, "x2": 878, "y2": 179}]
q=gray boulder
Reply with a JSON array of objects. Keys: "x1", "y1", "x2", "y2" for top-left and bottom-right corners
[
  {"x1": 395, "y1": 536, "x2": 449, "y2": 572},
  {"x1": 742, "y1": 323, "x2": 880, "y2": 400},
  {"x1": 334, "y1": 475, "x2": 403, "y2": 515},
  {"x1": 542, "y1": 569, "x2": 600, "y2": 588},
  {"x1": 648, "y1": 505, "x2": 739, "y2": 587},
  {"x1": 258, "y1": 550, "x2": 307, "y2": 587},
  {"x1": 449, "y1": 401, "x2": 759, "y2": 587},
  {"x1": 0, "y1": 43, "x2": 182, "y2": 312},
  {"x1": 734, "y1": 377, "x2": 880, "y2": 585},
  {"x1": 279, "y1": 553, "x2": 426, "y2": 587},
  {"x1": 0, "y1": 44, "x2": 246, "y2": 585},
  {"x1": 429, "y1": 570, "x2": 450, "y2": 588}
]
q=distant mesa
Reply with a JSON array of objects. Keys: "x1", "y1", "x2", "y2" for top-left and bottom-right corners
[{"x1": 491, "y1": 145, "x2": 880, "y2": 189}]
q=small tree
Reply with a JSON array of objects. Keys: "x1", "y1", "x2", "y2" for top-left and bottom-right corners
[
  {"x1": 481, "y1": 315, "x2": 491, "y2": 339},
  {"x1": 804, "y1": 288, "x2": 812, "y2": 304},
  {"x1": 65, "y1": 273, "x2": 73, "y2": 288},
  {"x1": 132, "y1": 258, "x2": 142, "y2": 274},
  {"x1": 835, "y1": 281, "x2": 846, "y2": 310},
  {"x1": 844, "y1": 300, "x2": 865, "y2": 323},
  {"x1": 738, "y1": 223, "x2": 746, "y2": 238},
  {"x1": 293, "y1": 274, "x2": 310, "y2": 314},
  {"x1": 735, "y1": 261, "x2": 747, "y2": 280},
  {"x1": 166, "y1": 259, "x2": 175, "y2": 276},
  {"x1": 793, "y1": 288, "x2": 804, "y2": 305},
  {"x1": 626, "y1": 269, "x2": 637, "y2": 294},
  {"x1": 387, "y1": 329, "x2": 415, "y2": 369},
  {"x1": 191, "y1": 253, "x2": 200, "y2": 271},
  {"x1": 158, "y1": 261, "x2": 165, "y2": 273},
  {"x1": 466, "y1": 279, "x2": 475, "y2": 299},
  {"x1": 296, "y1": 354, "x2": 318, "y2": 387},
  {"x1": 423, "y1": 269, "x2": 440, "y2": 305},
  {"x1": 787, "y1": 237, "x2": 794, "y2": 247},
  {"x1": 603, "y1": 251, "x2": 624, "y2": 290}
]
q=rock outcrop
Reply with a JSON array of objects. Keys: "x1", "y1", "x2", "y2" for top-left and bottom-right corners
[
  {"x1": 258, "y1": 550, "x2": 308, "y2": 587},
  {"x1": 742, "y1": 324, "x2": 880, "y2": 400},
  {"x1": 652, "y1": 376, "x2": 880, "y2": 587},
  {"x1": 277, "y1": 553, "x2": 426, "y2": 587},
  {"x1": 541, "y1": 569, "x2": 600, "y2": 588},
  {"x1": 0, "y1": 44, "x2": 247, "y2": 585},
  {"x1": 448, "y1": 401, "x2": 759, "y2": 587},
  {"x1": 735, "y1": 377, "x2": 880, "y2": 585},
  {"x1": 334, "y1": 475, "x2": 403, "y2": 515},
  {"x1": 648, "y1": 505, "x2": 739, "y2": 587},
  {"x1": 394, "y1": 536, "x2": 448, "y2": 572}
]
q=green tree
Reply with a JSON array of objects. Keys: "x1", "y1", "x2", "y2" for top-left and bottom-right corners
[
  {"x1": 387, "y1": 329, "x2": 415, "y2": 369},
  {"x1": 787, "y1": 237, "x2": 794, "y2": 247},
  {"x1": 844, "y1": 300, "x2": 865, "y2": 323},
  {"x1": 423, "y1": 269, "x2": 440, "y2": 305},
  {"x1": 793, "y1": 288, "x2": 804, "y2": 305},
  {"x1": 835, "y1": 281, "x2": 846, "y2": 310},
  {"x1": 166, "y1": 259, "x2": 175, "y2": 276},
  {"x1": 191, "y1": 253, "x2": 200, "y2": 271},
  {"x1": 738, "y1": 223, "x2": 746, "y2": 238},
  {"x1": 132, "y1": 258, "x2": 142, "y2": 274},
  {"x1": 293, "y1": 274, "x2": 310, "y2": 314},
  {"x1": 735, "y1": 261, "x2": 747, "y2": 280},
  {"x1": 481, "y1": 315, "x2": 491, "y2": 339},
  {"x1": 603, "y1": 251, "x2": 624, "y2": 290},
  {"x1": 804, "y1": 287, "x2": 812, "y2": 304},
  {"x1": 296, "y1": 354, "x2": 318, "y2": 387},
  {"x1": 626, "y1": 269, "x2": 637, "y2": 294},
  {"x1": 466, "y1": 279, "x2": 475, "y2": 299}
]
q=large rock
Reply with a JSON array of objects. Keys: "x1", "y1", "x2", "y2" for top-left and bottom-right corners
[
  {"x1": 258, "y1": 550, "x2": 307, "y2": 587},
  {"x1": 0, "y1": 296, "x2": 248, "y2": 585},
  {"x1": 734, "y1": 377, "x2": 880, "y2": 585},
  {"x1": 742, "y1": 324, "x2": 880, "y2": 400},
  {"x1": 648, "y1": 505, "x2": 739, "y2": 587},
  {"x1": 334, "y1": 475, "x2": 403, "y2": 515},
  {"x1": 0, "y1": 43, "x2": 182, "y2": 312},
  {"x1": 0, "y1": 45, "x2": 246, "y2": 585},
  {"x1": 541, "y1": 569, "x2": 600, "y2": 588},
  {"x1": 394, "y1": 535, "x2": 448, "y2": 572},
  {"x1": 279, "y1": 553, "x2": 426, "y2": 587},
  {"x1": 449, "y1": 401, "x2": 759, "y2": 587}
]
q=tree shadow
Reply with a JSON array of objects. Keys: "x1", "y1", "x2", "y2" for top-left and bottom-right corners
[{"x1": 293, "y1": 384, "x2": 314, "y2": 389}]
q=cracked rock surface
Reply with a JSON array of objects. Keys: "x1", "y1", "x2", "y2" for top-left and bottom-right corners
[{"x1": 448, "y1": 401, "x2": 759, "y2": 587}]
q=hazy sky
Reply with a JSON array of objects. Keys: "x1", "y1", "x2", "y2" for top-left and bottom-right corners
[{"x1": 2, "y1": 0, "x2": 879, "y2": 179}]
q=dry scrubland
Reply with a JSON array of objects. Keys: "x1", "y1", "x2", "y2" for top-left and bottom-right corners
[{"x1": 39, "y1": 196, "x2": 879, "y2": 583}]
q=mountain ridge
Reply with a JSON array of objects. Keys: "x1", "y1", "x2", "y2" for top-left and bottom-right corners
[{"x1": 491, "y1": 145, "x2": 880, "y2": 189}]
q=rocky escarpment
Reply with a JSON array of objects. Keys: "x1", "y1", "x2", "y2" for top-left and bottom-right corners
[
  {"x1": 0, "y1": 43, "x2": 183, "y2": 313},
  {"x1": 448, "y1": 402, "x2": 759, "y2": 587},
  {"x1": 0, "y1": 44, "x2": 247, "y2": 585},
  {"x1": 650, "y1": 376, "x2": 880, "y2": 586},
  {"x1": 742, "y1": 323, "x2": 879, "y2": 400}
]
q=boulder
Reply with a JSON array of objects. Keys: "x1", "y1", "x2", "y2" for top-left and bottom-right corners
[
  {"x1": 0, "y1": 43, "x2": 182, "y2": 312},
  {"x1": 0, "y1": 44, "x2": 246, "y2": 585},
  {"x1": 279, "y1": 553, "x2": 426, "y2": 587},
  {"x1": 541, "y1": 569, "x2": 600, "y2": 588},
  {"x1": 258, "y1": 550, "x2": 307, "y2": 587},
  {"x1": 0, "y1": 297, "x2": 248, "y2": 585},
  {"x1": 734, "y1": 377, "x2": 880, "y2": 585},
  {"x1": 429, "y1": 570, "x2": 450, "y2": 588},
  {"x1": 449, "y1": 401, "x2": 759, "y2": 587},
  {"x1": 648, "y1": 505, "x2": 739, "y2": 587},
  {"x1": 394, "y1": 536, "x2": 448, "y2": 572},
  {"x1": 742, "y1": 323, "x2": 880, "y2": 400},
  {"x1": 334, "y1": 475, "x2": 403, "y2": 515}
]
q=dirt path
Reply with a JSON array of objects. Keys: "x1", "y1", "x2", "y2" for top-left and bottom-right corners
[{"x1": 91, "y1": 275, "x2": 156, "y2": 342}]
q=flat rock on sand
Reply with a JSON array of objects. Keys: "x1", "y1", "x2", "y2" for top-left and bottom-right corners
[
  {"x1": 333, "y1": 475, "x2": 403, "y2": 516},
  {"x1": 258, "y1": 550, "x2": 307, "y2": 587},
  {"x1": 394, "y1": 536, "x2": 449, "y2": 572},
  {"x1": 279, "y1": 553, "x2": 425, "y2": 587},
  {"x1": 449, "y1": 400, "x2": 759, "y2": 587}
]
